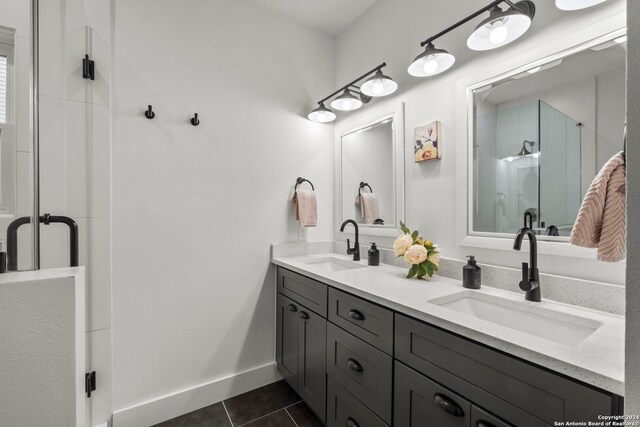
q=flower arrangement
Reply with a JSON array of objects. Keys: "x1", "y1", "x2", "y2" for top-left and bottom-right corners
[{"x1": 393, "y1": 222, "x2": 440, "y2": 279}]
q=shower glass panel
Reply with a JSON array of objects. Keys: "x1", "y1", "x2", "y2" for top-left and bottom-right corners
[
  {"x1": 0, "y1": 1, "x2": 37, "y2": 271},
  {"x1": 539, "y1": 102, "x2": 582, "y2": 235},
  {"x1": 474, "y1": 100, "x2": 581, "y2": 237}
]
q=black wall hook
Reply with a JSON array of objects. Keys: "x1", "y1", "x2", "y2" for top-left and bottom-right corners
[
  {"x1": 191, "y1": 113, "x2": 200, "y2": 126},
  {"x1": 144, "y1": 105, "x2": 155, "y2": 119},
  {"x1": 82, "y1": 54, "x2": 95, "y2": 80}
]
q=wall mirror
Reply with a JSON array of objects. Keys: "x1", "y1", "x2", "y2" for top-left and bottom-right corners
[
  {"x1": 335, "y1": 103, "x2": 404, "y2": 237},
  {"x1": 468, "y1": 30, "x2": 626, "y2": 242}
]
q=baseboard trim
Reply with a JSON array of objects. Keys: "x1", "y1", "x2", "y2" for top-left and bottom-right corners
[{"x1": 112, "y1": 362, "x2": 280, "y2": 427}]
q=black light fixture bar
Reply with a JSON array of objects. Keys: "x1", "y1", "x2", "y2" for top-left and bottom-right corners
[
  {"x1": 420, "y1": 0, "x2": 518, "y2": 47},
  {"x1": 316, "y1": 62, "x2": 386, "y2": 105}
]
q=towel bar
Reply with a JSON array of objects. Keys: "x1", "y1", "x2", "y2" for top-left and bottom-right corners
[{"x1": 295, "y1": 177, "x2": 314, "y2": 191}]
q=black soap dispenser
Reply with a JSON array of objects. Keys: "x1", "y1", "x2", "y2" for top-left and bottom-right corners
[
  {"x1": 368, "y1": 242, "x2": 380, "y2": 266},
  {"x1": 463, "y1": 256, "x2": 481, "y2": 289}
]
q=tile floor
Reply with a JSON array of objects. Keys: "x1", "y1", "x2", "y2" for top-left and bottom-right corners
[{"x1": 153, "y1": 380, "x2": 324, "y2": 427}]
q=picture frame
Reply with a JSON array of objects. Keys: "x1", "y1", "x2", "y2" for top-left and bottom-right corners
[{"x1": 414, "y1": 121, "x2": 442, "y2": 162}]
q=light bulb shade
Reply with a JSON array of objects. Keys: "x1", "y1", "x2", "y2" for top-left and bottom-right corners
[
  {"x1": 408, "y1": 43, "x2": 456, "y2": 77},
  {"x1": 517, "y1": 144, "x2": 532, "y2": 156},
  {"x1": 360, "y1": 70, "x2": 398, "y2": 97},
  {"x1": 330, "y1": 89, "x2": 363, "y2": 111},
  {"x1": 555, "y1": 0, "x2": 607, "y2": 10},
  {"x1": 308, "y1": 103, "x2": 336, "y2": 123},
  {"x1": 467, "y1": 1, "x2": 535, "y2": 51}
]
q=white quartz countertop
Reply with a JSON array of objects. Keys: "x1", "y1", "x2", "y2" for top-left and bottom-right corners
[{"x1": 272, "y1": 252, "x2": 624, "y2": 396}]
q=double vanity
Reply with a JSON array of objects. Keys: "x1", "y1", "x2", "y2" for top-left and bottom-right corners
[{"x1": 272, "y1": 248, "x2": 624, "y2": 426}]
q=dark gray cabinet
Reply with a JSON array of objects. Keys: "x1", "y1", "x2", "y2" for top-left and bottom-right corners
[
  {"x1": 275, "y1": 267, "x2": 623, "y2": 427},
  {"x1": 276, "y1": 290, "x2": 327, "y2": 422}
]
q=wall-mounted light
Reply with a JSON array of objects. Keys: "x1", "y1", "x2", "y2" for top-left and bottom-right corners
[
  {"x1": 308, "y1": 63, "x2": 397, "y2": 123},
  {"x1": 307, "y1": 103, "x2": 337, "y2": 123},
  {"x1": 408, "y1": 0, "x2": 536, "y2": 78},
  {"x1": 408, "y1": 43, "x2": 456, "y2": 77},
  {"x1": 555, "y1": 0, "x2": 607, "y2": 10},
  {"x1": 467, "y1": 2, "x2": 535, "y2": 51}
]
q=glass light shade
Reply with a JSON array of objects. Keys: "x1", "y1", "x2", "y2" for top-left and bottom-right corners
[
  {"x1": 555, "y1": 0, "x2": 607, "y2": 10},
  {"x1": 360, "y1": 70, "x2": 398, "y2": 97},
  {"x1": 308, "y1": 104, "x2": 336, "y2": 123},
  {"x1": 408, "y1": 43, "x2": 455, "y2": 77},
  {"x1": 467, "y1": 7, "x2": 532, "y2": 51},
  {"x1": 330, "y1": 89, "x2": 363, "y2": 111}
]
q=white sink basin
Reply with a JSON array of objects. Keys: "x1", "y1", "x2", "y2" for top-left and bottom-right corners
[
  {"x1": 429, "y1": 291, "x2": 601, "y2": 346},
  {"x1": 300, "y1": 256, "x2": 367, "y2": 272}
]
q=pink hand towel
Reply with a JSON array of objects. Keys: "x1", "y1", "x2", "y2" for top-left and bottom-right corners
[
  {"x1": 570, "y1": 152, "x2": 626, "y2": 262},
  {"x1": 355, "y1": 193, "x2": 380, "y2": 224},
  {"x1": 293, "y1": 189, "x2": 317, "y2": 227}
]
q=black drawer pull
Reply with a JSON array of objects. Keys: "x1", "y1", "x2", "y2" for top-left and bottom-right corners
[
  {"x1": 346, "y1": 358, "x2": 363, "y2": 372},
  {"x1": 299, "y1": 311, "x2": 310, "y2": 320},
  {"x1": 346, "y1": 417, "x2": 359, "y2": 427},
  {"x1": 434, "y1": 393, "x2": 464, "y2": 417},
  {"x1": 477, "y1": 421, "x2": 497, "y2": 427},
  {"x1": 348, "y1": 309, "x2": 365, "y2": 321},
  {"x1": 288, "y1": 304, "x2": 297, "y2": 312}
]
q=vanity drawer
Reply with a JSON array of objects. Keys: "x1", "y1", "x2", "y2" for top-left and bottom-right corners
[
  {"x1": 472, "y1": 405, "x2": 514, "y2": 427},
  {"x1": 394, "y1": 361, "x2": 471, "y2": 427},
  {"x1": 326, "y1": 379, "x2": 388, "y2": 427},
  {"x1": 328, "y1": 288, "x2": 393, "y2": 355},
  {"x1": 277, "y1": 267, "x2": 327, "y2": 317},
  {"x1": 327, "y1": 322, "x2": 392, "y2": 424},
  {"x1": 395, "y1": 314, "x2": 617, "y2": 425}
]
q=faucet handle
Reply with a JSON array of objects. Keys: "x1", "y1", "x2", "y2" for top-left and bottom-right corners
[
  {"x1": 346, "y1": 238, "x2": 353, "y2": 254},
  {"x1": 519, "y1": 262, "x2": 530, "y2": 291}
]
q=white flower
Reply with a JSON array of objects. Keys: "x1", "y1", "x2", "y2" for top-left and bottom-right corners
[
  {"x1": 427, "y1": 252, "x2": 440, "y2": 268},
  {"x1": 404, "y1": 244, "x2": 428, "y2": 265},
  {"x1": 393, "y1": 234, "x2": 413, "y2": 256}
]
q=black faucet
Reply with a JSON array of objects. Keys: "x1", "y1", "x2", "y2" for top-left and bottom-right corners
[
  {"x1": 513, "y1": 227, "x2": 541, "y2": 302},
  {"x1": 340, "y1": 219, "x2": 360, "y2": 261}
]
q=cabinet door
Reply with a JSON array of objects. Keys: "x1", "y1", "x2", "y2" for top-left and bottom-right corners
[
  {"x1": 394, "y1": 361, "x2": 471, "y2": 427},
  {"x1": 276, "y1": 294, "x2": 299, "y2": 390},
  {"x1": 297, "y1": 306, "x2": 327, "y2": 422}
]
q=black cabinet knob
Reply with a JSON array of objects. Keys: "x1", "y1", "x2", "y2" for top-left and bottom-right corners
[
  {"x1": 346, "y1": 417, "x2": 359, "y2": 427},
  {"x1": 346, "y1": 358, "x2": 363, "y2": 373},
  {"x1": 477, "y1": 421, "x2": 497, "y2": 427},
  {"x1": 433, "y1": 393, "x2": 464, "y2": 417},
  {"x1": 299, "y1": 311, "x2": 310, "y2": 320},
  {"x1": 348, "y1": 309, "x2": 365, "y2": 321},
  {"x1": 288, "y1": 304, "x2": 297, "y2": 312}
]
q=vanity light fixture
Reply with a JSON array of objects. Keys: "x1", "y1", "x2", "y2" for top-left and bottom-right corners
[
  {"x1": 331, "y1": 89, "x2": 363, "y2": 111},
  {"x1": 307, "y1": 103, "x2": 337, "y2": 123},
  {"x1": 308, "y1": 63, "x2": 396, "y2": 123},
  {"x1": 517, "y1": 139, "x2": 535, "y2": 156},
  {"x1": 408, "y1": 0, "x2": 535, "y2": 78},
  {"x1": 467, "y1": 1, "x2": 536, "y2": 51},
  {"x1": 555, "y1": 0, "x2": 607, "y2": 10}
]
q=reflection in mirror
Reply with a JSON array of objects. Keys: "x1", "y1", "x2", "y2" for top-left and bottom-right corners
[
  {"x1": 471, "y1": 33, "x2": 626, "y2": 239},
  {"x1": 341, "y1": 117, "x2": 394, "y2": 227}
]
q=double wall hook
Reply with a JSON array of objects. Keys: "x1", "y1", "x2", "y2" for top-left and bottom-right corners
[
  {"x1": 144, "y1": 105, "x2": 155, "y2": 119},
  {"x1": 191, "y1": 113, "x2": 200, "y2": 126}
]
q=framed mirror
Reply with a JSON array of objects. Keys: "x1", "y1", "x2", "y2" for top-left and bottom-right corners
[
  {"x1": 335, "y1": 103, "x2": 405, "y2": 237},
  {"x1": 468, "y1": 29, "x2": 626, "y2": 242}
]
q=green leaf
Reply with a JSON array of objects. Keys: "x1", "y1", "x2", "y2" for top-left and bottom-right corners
[
  {"x1": 400, "y1": 221, "x2": 410, "y2": 234},
  {"x1": 411, "y1": 230, "x2": 419, "y2": 241},
  {"x1": 407, "y1": 264, "x2": 418, "y2": 278},
  {"x1": 427, "y1": 268, "x2": 434, "y2": 277},
  {"x1": 417, "y1": 263, "x2": 426, "y2": 278},
  {"x1": 426, "y1": 260, "x2": 439, "y2": 272}
]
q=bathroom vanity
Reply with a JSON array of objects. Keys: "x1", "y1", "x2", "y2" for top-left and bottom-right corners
[{"x1": 273, "y1": 252, "x2": 624, "y2": 427}]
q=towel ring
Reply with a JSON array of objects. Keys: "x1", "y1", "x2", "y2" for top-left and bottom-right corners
[
  {"x1": 358, "y1": 182, "x2": 373, "y2": 195},
  {"x1": 295, "y1": 177, "x2": 314, "y2": 191}
]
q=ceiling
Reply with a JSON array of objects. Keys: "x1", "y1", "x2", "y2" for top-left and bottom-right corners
[{"x1": 247, "y1": 0, "x2": 379, "y2": 36}]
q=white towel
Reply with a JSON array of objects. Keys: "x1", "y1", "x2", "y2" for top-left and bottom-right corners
[
  {"x1": 355, "y1": 193, "x2": 380, "y2": 225},
  {"x1": 570, "y1": 152, "x2": 626, "y2": 262},
  {"x1": 293, "y1": 189, "x2": 317, "y2": 227}
]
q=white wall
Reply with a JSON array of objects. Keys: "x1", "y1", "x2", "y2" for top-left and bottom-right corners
[
  {"x1": 111, "y1": 0, "x2": 334, "y2": 421},
  {"x1": 625, "y1": 0, "x2": 640, "y2": 414},
  {"x1": 334, "y1": 0, "x2": 627, "y2": 285}
]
